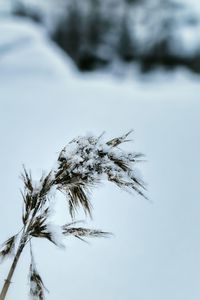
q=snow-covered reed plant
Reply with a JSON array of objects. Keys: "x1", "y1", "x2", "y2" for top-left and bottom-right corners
[{"x1": 0, "y1": 131, "x2": 146, "y2": 300}]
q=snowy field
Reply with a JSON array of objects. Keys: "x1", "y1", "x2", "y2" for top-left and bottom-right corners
[{"x1": 0, "y1": 17, "x2": 200, "y2": 300}]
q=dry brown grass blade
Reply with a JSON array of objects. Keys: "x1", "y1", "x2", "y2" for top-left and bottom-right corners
[
  {"x1": 62, "y1": 225, "x2": 111, "y2": 241},
  {"x1": 54, "y1": 132, "x2": 147, "y2": 217},
  {"x1": 29, "y1": 264, "x2": 46, "y2": 300},
  {"x1": 67, "y1": 185, "x2": 92, "y2": 218},
  {"x1": 39, "y1": 172, "x2": 54, "y2": 199},
  {"x1": 29, "y1": 246, "x2": 48, "y2": 300},
  {"x1": 106, "y1": 130, "x2": 133, "y2": 147},
  {"x1": 29, "y1": 210, "x2": 49, "y2": 239},
  {"x1": 0, "y1": 235, "x2": 16, "y2": 261},
  {"x1": 21, "y1": 167, "x2": 33, "y2": 193}
]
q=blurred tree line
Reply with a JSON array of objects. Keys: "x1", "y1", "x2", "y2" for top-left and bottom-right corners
[{"x1": 12, "y1": 0, "x2": 200, "y2": 72}]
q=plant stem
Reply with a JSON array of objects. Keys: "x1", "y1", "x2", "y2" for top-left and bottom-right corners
[
  {"x1": 0, "y1": 237, "x2": 26, "y2": 300},
  {"x1": 0, "y1": 197, "x2": 41, "y2": 300}
]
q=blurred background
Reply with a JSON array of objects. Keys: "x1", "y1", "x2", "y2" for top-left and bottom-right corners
[
  {"x1": 0, "y1": 1, "x2": 200, "y2": 300},
  {"x1": 1, "y1": 0, "x2": 200, "y2": 73}
]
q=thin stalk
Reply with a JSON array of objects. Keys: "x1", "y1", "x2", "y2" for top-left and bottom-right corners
[
  {"x1": 0, "y1": 235, "x2": 26, "y2": 300},
  {"x1": 0, "y1": 194, "x2": 43, "y2": 300}
]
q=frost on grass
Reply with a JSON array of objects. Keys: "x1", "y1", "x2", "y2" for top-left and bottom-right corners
[
  {"x1": 62, "y1": 220, "x2": 111, "y2": 242},
  {"x1": 21, "y1": 131, "x2": 146, "y2": 298},
  {"x1": 0, "y1": 131, "x2": 146, "y2": 299},
  {"x1": 0, "y1": 235, "x2": 17, "y2": 261},
  {"x1": 29, "y1": 249, "x2": 47, "y2": 300},
  {"x1": 54, "y1": 131, "x2": 146, "y2": 217},
  {"x1": 21, "y1": 131, "x2": 146, "y2": 221},
  {"x1": 45, "y1": 223, "x2": 65, "y2": 248}
]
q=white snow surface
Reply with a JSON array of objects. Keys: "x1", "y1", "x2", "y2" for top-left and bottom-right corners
[{"x1": 0, "y1": 17, "x2": 200, "y2": 300}]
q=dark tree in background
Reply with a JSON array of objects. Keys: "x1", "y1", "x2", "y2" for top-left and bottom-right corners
[
  {"x1": 53, "y1": 0, "x2": 125, "y2": 70},
  {"x1": 11, "y1": 0, "x2": 200, "y2": 73},
  {"x1": 53, "y1": 0, "x2": 84, "y2": 63},
  {"x1": 118, "y1": 4, "x2": 135, "y2": 62}
]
